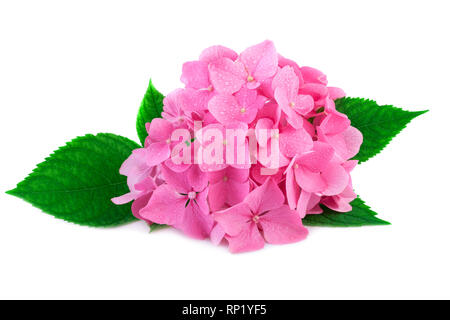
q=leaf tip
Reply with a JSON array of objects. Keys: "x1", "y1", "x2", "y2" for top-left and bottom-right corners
[
  {"x1": 377, "y1": 219, "x2": 391, "y2": 226},
  {"x1": 415, "y1": 109, "x2": 429, "y2": 117},
  {"x1": 5, "y1": 188, "x2": 18, "y2": 197}
]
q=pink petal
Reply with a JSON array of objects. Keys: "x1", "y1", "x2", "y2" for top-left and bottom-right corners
[
  {"x1": 207, "y1": 169, "x2": 228, "y2": 184},
  {"x1": 226, "y1": 180, "x2": 250, "y2": 206},
  {"x1": 322, "y1": 164, "x2": 349, "y2": 196},
  {"x1": 321, "y1": 184, "x2": 356, "y2": 212},
  {"x1": 119, "y1": 148, "x2": 149, "y2": 177},
  {"x1": 274, "y1": 87, "x2": 304, "y2": 129},
  {"x1": 146, "y1": 142, "x2": 171, "y2": 167},
  {"x1": 240, "y1": 40, "x2": 278, "y2": 83},
  {"x1": 208, "y1": 93, "x2": 258, "y2": 125},
  {"x1": 187, "y1": 164, "x2": 209, "y2": 192},
  {"x1": 340, "y1": 126, "x2": 363, "y2": 159},
  {"x1": 111, "y1": 192, "x2": 136, "y2": 205},
  {"x1": 302, "y1": 116, "x2": 316, "y2": 137},
  {"x1": 296, "y1": 190, "x2": 311, "y2": 218},
  {"x1": 257, "y1": 140, "x2": 288, "y2": 170},
  {"x1": 295, "y1": 166, "x2": 326, "y2": 193},
  {"x1": 208, "y1": 181, "x2": 227, "y2": 212},
  {"x1": 208, "y1": 180, "x2": 249, "y2": 212},
  {"x1": 278, "y1": 55, "x2": 303, "y2": 84},
  {"x1": 235, "y1": 86, "x2": 266, "y2": 111},
  {"x1": 214, "y1": 202, "x2": 252, "y2": 237},
  {"x1": 257, "y1": 78, "x2": 275, "y2": 99},
  {"x1": 324, "y1": 97, "x2": 337, "y2": 113},
  {"x1": 259, "y1": 205, "x2": 309, "y2": 244},
  {"x1": 164, "y1": 158, "x2": 191, "y2": 173},
  {"x1": 180, "y1": 61, "x2": 210, "y2": 89},
  {"x1": 134, "y1": 177, "x2": 157, "y2": 192},
  {"x1": 131, "y1": 192, "x2": 153, "y2": 220},
  {"x1": 321, "y1": 197, "x2": 353, "y2": 212},
  {"x1": 293, "y1": 94, "x2": 314, "y2": 115},
  {"x1": 319, "y1": 113, "x2": 350, "y2": 135},
  {"x1": 116, "y1": 148, "x2": 154, "y2": 200},
  {"x1": 340, "y1": 182, "x2": 357, "y2": 200},
  {"x1": 279, "y1": 126, "x2": 314, "y2": 158},
  {"x1": 226, "y1": 223, "x2": 265, "y2": 253},
  {"x1": 342, "y1": 160, "x2": 358, "y2": 172},
  {"x1": 209, "y1": 58, "x2": 246, "y2": 95},
  {"x1": 147, "y1": 118, "x2": 173, "y2": 143},
  {"x1": 210, "y1": 223, "x2": 226, "y2": 245},
  {"x1": 285, "y1": 167, "x2": 300, "y2": 210},
  {"x1": 160, "y1": 164, "x2": 191, "y2": 193},
  {"x1": 245, "y1": 178, "x2": 285, "y2": 214},
  {"x1": 307, "y1": 193, "x2": 322, "y2": 214},
  {"x1": 299, "y1": 83, "x2": 328, "y2": 102},
  {"x1": 319, "y1": 126, "x2": 363, "y2": 161},
  {"x1": 177, "y1": 194, "x2": 214, "y2": 239},
  {"x1": 272, "y1": 66, "x2": 299, "y2": 98},
  {"x1": 250, "y1": 164, "x2": 284, "y2": 185},
  {"x1": 255, "y1": 101, "x2": 281, "y2": 126},
  {"x1": 179, "y1": 88, "x2": 210, "y2": 113},
  {"x1": 195, "y1": 188, "x2": 211, "y2": 215},
  {"x1": 226, "y1": 167, "x2": 250, "y2": 183},
  {"x1": 139, "y1": 184, "x2": 186, "y2": 226},
  {"x1": 328, "y1": 87, "x2": 346, "y2": 100},
  {"x1": 162, "y1": 89, "x2": 184, "y2": 122},
  {"x1": 200, "y1": 45, "x2": 238, "y2": 64},
  {"x1": 300, "y1": 66, "x2": 328, "y2": 85},
  {"x1": 297, "y1": 141, "x2": 335, "y2": 172},
  {"x1": 255, "y1": 118, "x2": 275, "y2": 145}
]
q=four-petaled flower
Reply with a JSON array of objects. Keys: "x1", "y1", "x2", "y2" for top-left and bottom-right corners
[{"x1": 214, "y1": 179, "x2": 309, "y2": 253}]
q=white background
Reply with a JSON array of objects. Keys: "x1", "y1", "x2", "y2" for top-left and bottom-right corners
[{"x1": 1, "y1": 0, "x2": 449, "y2": 300}]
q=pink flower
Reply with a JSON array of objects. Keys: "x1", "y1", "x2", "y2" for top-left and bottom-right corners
[
  {"x1": 195, "y1": 122, "x2": 251, "y2": 172},
  {"x1": 317, "y1": 113, "x2": 363, "y2": 161},
  {"x1": 284, "y1": 141, "x2": 350, "y2": 217},
  {"x1": 250, "y1": 163, "x2": 285, "y2": 185},
  {"x1": 111, "y1": 148, "x2": 156, "y2": 206},
  {"x1": 113, "y1": 40, "x2": 363, "y2": 251},
  {"x1": 295, "y1": 141, "x2": 349, "y2": 196},
  {"x1": 279, "y1": 125, "x2": 314, "y2": 159},
  {"x1": 143, "y1": 118, "x2": 174, "y2": 163},
  {"x1": 320, "y1": 160, "x2": 358, "y2": 212},
  {"x1": 111, "y1": 148, "x2": 163, "y2": 222},
  {"x1": 272, "y1": 66, "x2": 314, "y2": 128},
  {"x1": 214, "y1": 179, "x2": 308, "y2": 253},
  {"x1": 139, "y1": 165, "x2": 214, "y2": 239},
  {"x1": 180, "y1": 45, "x2": 238, "y2": 111},
  {"x1": 208, "y1": 167, "x2": 250, "y2": 211},
  {"x1": 209, "y1": 40, "x2": 278, "y2": 94},
  {"x1": 208, "y1": 87, "x2": 266, "y2": 125}
]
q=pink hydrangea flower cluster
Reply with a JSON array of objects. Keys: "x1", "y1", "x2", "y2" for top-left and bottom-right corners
[{"x1": 112, "y1": 41, "x2": 363, "y2": 253}]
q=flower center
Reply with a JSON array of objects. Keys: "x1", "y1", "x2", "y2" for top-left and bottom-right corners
[
  {"x1": 247, "y1": 75, "x2": 254, "y2": 82},
  {"x1": 289, "y1": 101, "x2": 295, "y2": 108},
  {"x1": 252, "y1": 215, "x2": 260, "y2": 223},
  {"x1": 240, "y1": 107, "x2": 246, "y2": 113},
  {"x1": 294, "y1": 163, "x2": 299, "y2": 169},
  {"x1": 166, "y1": 138, "x2": 171, "y2": 144},
  {"x1": 223, "y1": 176, "x2": 229, "y2": 182},
  {"x1": 188, "y1": 191, "x2": 196, "y2": 200}
]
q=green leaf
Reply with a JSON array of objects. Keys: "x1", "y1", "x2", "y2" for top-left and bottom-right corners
[
  {"x1": 302, "y1": 197, "x2": 390, "y2": 227},
  {"x1": 149, "y1": 223, "x2": 168, "y2": 232},
  {"x1": 136, "y1": 79, "x2": 164, "y2": 146},
  {"x1": 6, "y1": 133, "x2": 140, "y2": 227},
  {"x1": 335, "y1": 97, "x2": 428, "y2": 163}
]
